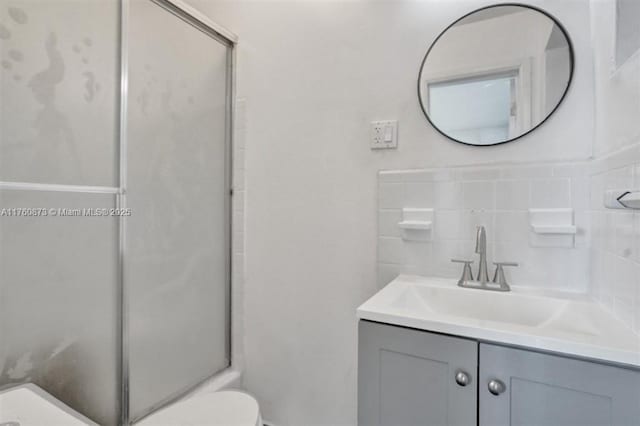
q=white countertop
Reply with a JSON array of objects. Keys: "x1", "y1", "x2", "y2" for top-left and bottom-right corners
[{"x1": 357, "y1": 275, "x2": 640, "y2": 368}]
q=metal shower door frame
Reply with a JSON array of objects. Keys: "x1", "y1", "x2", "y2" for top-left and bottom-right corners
[{"x1": 117, "y1": 1, "x2": 237, "y2": 424}]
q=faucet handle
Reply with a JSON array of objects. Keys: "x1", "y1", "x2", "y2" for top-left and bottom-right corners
[
  {"x1": 451, "y1": 259, "x2": 474, "y2": 284},
  {"x1": 494, "y1": 261, "x2": 518, "y2": 267},
  {"x1": 492, "y1": 262, "x2": 518, "y2": 288}
]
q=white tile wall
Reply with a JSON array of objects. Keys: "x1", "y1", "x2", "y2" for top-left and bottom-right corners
[
  {"x1": 589, "y1": 142, "x2": 640, "y2": 335},
  {"x1": 378, "y1": 146, "x2": 640, "y2": 334},
  {"x1": 377, "y1": 163, "x2": 590, "y2": 292}
]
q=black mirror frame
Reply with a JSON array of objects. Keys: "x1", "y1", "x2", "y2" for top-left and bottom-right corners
[{"x1": 417, "y1": 3, "x2": 575, "y2": 147}]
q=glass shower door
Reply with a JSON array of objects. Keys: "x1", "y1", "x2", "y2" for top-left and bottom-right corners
[
  {"x1": 125, "y1": 0, "x2": 232, "y2": 421},
  {"x1": 0, "y1": 0, "x2": 121, "y2": 424}
]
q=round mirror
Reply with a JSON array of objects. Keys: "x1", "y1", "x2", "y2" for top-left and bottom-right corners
[{"x1": 418, "y1": 5, "x2": 573, "y2": 146}]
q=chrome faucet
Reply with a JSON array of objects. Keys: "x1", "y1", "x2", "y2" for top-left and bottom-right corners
[
  {"x1": 475, "y1": 226, "x2": 489, "y2": 284},
  {"x1": 451, "y1": 225, "x2": 518, "y2": 292}
]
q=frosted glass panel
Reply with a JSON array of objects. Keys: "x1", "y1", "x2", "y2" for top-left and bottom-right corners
[
  {"x1": 126, "y1": 0, "x2": 230, "y2": 419},
  {"x1": 0, "y1": 0, "x2": 119, "y2": 186},
  {"x1": 0, "y1": 190, "x2": 119, "y2": 425}
]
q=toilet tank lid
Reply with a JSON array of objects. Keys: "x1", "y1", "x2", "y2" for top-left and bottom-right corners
[{"x1": 0, "y1": 383, "x2": 98, "y2": 425}]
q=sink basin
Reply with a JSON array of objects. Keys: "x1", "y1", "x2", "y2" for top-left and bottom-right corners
[
  {"x1": 391, "y1": 284, "x2": 567, "y2": 327},
  {"x1": 357, "y1": 275, "x2": 640, "y2": 367}
]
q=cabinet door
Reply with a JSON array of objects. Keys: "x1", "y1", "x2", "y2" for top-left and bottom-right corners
[
  {"x1": 479, "y1": 343, "x2": 640, "y2": 426},
  {"x1": 358, "y1": 321, "x2": 478, "y2": 426}
]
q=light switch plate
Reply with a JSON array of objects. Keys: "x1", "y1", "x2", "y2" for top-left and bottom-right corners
[{"x1": 370, "y1": 120, "x2": 398, "y2": 149}]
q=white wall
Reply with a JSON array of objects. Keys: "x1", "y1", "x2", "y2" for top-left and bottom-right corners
[
  {"x1": 183, "y1": 1, "x2": 594, "y2": 425},
  {"x1": 591, "y1": 0, "x2": 640, "y2": 156}
]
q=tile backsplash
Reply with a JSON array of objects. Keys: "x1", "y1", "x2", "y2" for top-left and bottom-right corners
[
  {"x1": 377, "y1": 163, "x2": 590, "y2": 293},
  {"x1": 377, "y1": 148, "x2": 640, "y2": 336},
  {"x1": 589, "y1": 143, "x2": 640, "y2": 335}
]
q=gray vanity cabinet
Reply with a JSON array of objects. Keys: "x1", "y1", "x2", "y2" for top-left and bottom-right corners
[
  {"x1": 479, "y1": 343, "x2": 640, "y2": 426},
  {"x1": 359, "y1": 320, "x2": 640, "y2": 426},
  {"x1": 358, "y1": 321, "x2": 478, "y2": 426}
]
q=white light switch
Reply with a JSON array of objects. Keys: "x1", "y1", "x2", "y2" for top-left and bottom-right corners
[{"x1": 370, "y1": 120, "x2": 398, "y2": 149}]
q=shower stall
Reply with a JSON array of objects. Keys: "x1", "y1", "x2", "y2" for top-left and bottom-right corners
[{"x1": 0, "y1": 0, "x2": 235, "y2": 424}]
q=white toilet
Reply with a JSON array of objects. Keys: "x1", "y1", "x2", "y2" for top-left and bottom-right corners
[
  {"x1": 1, "y1": 385, "x2": 261, "y2": 426},
  {"x1": 0, "y1": 384, "x2": 98, "y2": 425},
  {"x1": 137, "y1": 390, "x2": 262, "y2": 426}
]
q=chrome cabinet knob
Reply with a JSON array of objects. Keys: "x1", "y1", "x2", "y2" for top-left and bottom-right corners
[
  {"x1": 488, "y1": 379, "x2": 506, "y2": 395},
  {"x1": 455, "y1": 370, "x2": 471, "y2": 387}
]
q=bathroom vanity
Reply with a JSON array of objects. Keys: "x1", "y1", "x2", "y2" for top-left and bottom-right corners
[{"x1": 357, "y1": 276, "x2": 640, "y2": 426}]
